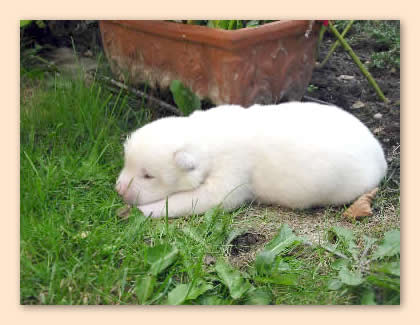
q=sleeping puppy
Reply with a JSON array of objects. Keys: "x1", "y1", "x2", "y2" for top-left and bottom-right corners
[{"x1": 116, "y1": 102, "x2": 387, "y2": 218}]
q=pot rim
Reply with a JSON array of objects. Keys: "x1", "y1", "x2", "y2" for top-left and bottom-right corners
[{"x1": 100, "y1": 20, "x2": 318, "y2": 50}]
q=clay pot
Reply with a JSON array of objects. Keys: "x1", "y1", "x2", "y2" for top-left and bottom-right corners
[{"x1": 99, "y1": 20, "x2": 320, "y2": 107}]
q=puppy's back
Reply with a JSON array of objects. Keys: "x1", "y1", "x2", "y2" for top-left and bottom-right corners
[{"x1": 247, "y1": 102, "x2": 387, "y2": 208}]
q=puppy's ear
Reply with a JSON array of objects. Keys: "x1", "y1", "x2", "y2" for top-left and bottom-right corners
[{"x1": 174, "y1": 150, "x2": 196, "y2": 171}]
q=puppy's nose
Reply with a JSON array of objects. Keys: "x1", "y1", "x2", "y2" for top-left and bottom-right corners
[{"x1": 115, "y1": 181, "x2": 126, "y2": 196}]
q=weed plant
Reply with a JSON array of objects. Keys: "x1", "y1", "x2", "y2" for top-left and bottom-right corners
[{"x1": 334, "y1": 20, "x2": 400, "y2": 70}]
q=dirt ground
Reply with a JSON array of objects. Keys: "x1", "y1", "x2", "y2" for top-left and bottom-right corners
[{"x1": 309, "y1": 36, "x2": 400, "y2": 178}]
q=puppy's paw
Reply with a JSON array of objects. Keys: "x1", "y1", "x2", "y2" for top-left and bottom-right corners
[{"x1": 138, "y1": 203, "x2": 164, "y2": 218}]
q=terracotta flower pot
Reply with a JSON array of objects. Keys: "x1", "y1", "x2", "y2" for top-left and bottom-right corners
[{"x1": 99, "y1": 20, "x2": 320, "y2": 107}]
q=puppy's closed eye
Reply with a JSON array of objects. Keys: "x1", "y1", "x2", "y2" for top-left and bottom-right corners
[{"x1": 142, "y1": 169, "x2": 154, "y2": 179}]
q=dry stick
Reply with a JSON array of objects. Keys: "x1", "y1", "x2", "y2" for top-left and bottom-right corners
[
  {"x1": 96, "y1": 74, "x2": 182, "y2": 116},
  {"x1": 316, "y1": 20, "x2": 355, "y2": 69},
  {"x1": 327, "y1": 21, "x2": 389, "y2": 103},
  {"x1": 30, "y1": 55, "x2": 60, "y2": 73},
  {"x1": 302, "y1": 95, "x2": 334, "y2": 106}
]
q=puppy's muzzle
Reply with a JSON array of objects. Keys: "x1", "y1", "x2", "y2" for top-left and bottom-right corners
[
  {"x1": 115, "y1": 182, "x2": 126, "y2": 197},
  {"x1": 115, "y1": 179, "x2": 139, "y2": 205},
  {"x1": 115, "y1": 181, "x2": 131, "y2": 202}
]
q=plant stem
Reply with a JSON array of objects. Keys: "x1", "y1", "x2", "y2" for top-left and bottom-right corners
[
  {"x1": 327, "y1": 21, "x2": 389, "y2": 103},
  {"x1": 316, "y1": 20, "x2": 355, "y2": 69}
]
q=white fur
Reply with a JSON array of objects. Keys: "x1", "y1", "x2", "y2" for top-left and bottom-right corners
[{"x1": 116, "y1": 102, "x2": 387, "y2": 218}]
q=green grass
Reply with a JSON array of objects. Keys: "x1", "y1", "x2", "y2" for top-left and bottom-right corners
[{"x1": 20, "y1": 68, "x2": 399, "y2": 305}]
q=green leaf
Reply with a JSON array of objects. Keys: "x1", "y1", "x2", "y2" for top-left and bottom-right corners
[
  {"x1": 245, "y1": 287, "x2": 272, "y2": 305},
  {"x1": 167, "y1": 279, "x2": 213, "y2": 305},
  {"x1": 255, "y1": 224, "x2": 302, "y2": 274},
  {"x1": 198, "y1": 295, "x2": 225, "y2": 305},
  {"x1": 206, "y1": 20, "x2": 216, "y2": 28},
  {"x1": 20, "y1": 20, "x2": 33, "y2": 28},
  {"x1": 276, "y1": 260, "x2": 291, "y2": 272},
  {"x1": 372, "y1": 229, "x2": 400, "y2": 260},
  {"x1": 215, "y1": 260, "x2": 252, "y2": 300},
  {"x1": 366, "y1": 274, "x2": 400, "y2": 292},
  {"x1": 167, "y1": 283, "x2": 189, "y2": 305},
  {"x1": 361, "y1": 288, "x2": 377, "y2": 305},
  {"x1": 328, "y1": 226, "x2": 355, "y2": 243},
  {"x1": 374, "y1": 261, "x2": 400, "y2": 276},
  {"x1": 218, "y1": 21, "x2": 230, "y2": 29},
  {"x1": 322, "y1": 243, "x2": 350, "y2": 260},
  {"x1": 146, "y1": 244, "x2": 179, "y2": 275},
  {"x1": 181, "y1": 225, "x2": 205, "y2": 245},
  {"x1": 363, "y1": 235, "x2": 377, "y2": 253},
  {"x1": 187, "y1": 279, "x2": 213, "y2": 300},
  {"x1": 338, "y1": 266, "x2": 364, "y2": 286},
  {"x1": 169, "y1": 80, "x2": 201, "y2": 116},
  {"x1": 207, "y1": 20, "x2": 231, "y2": 30},
  {"x1": 255, "y1": 251, "x2": 277, "y2": 274},
  {"x1": 264, "y1": 224, "x2": 301, "y2": 252},
  {"x1": 246, "y1": 20, "x2": 260, "y2": 28},
  {"x1": 35, "y1": 20, "x2": 46, "y2": 28},
  {"x1": 136, "y1": 275, "x2": 156, "y2": 304},
  {"x1": 327, "y1": 278, "x2": 343, "y2": 290},
  {"x1": 331, "y1": 258, "x2": 349, "y2": 271},
  {"x1": 227, "y1": 20, "x2": 242, "y2": 30},
  {"x1": 226, "y1": 228, "x2": 247, "y2": 246},
  {"x1": 327, "y1": 226, "x2": 359, "y2": 260},
  {"x1": 202, "y1": 207, "x2": 218, "y2": 231}
]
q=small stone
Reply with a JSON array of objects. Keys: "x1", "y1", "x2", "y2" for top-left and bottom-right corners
[
  {"x1": 352, "y1": 100, "x2": 365, "y2": 109},
  {"x1": 373, "y1": 113, "x2": 383, "y2": 120},
  {"x1": 84, "y1": 73, "x2": 94, "y2": 87},
  {"x1": 337, "y1": 75, "x2": 355, "y2": 81},
  {"x1": 83, "y1": 49, "x2": 93, "y2": 57},
  {"x1": 373, "y1": 127, "x2": 384, "y2": 134},
  {"x1": 80, "y1": 231, "x2": 89, "y2": 239}
]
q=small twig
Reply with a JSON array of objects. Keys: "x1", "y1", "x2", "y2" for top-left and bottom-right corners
[
  {"x1": 392, "y1": 144, "x2": 400, "y2": 155},
  {"x1": 327, "y1": 21, "x2": 389, "y2": 103},
  {"x1": 96, "y1": 74, "x2": 182, "y2": 116},
  {"x1": 30, "y1": 54, "x2": 60, "y2": 73},
  {"x1": 316, "y1": 20, "x2": 355, "y2": 69},
  {"x1": 302, "y1": 95, "x2": 334, "y2": 106}
]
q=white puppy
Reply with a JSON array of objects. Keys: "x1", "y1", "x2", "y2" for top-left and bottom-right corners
[{"x1": 116, "y1": 102, "x2": 387, "y2": 218}]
